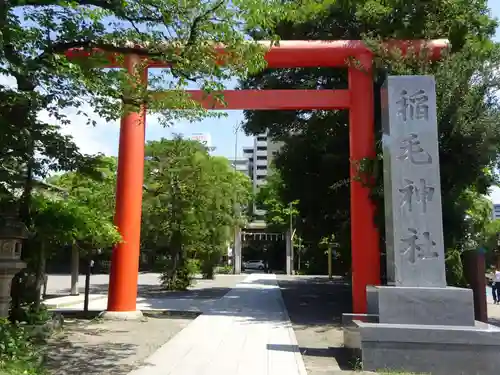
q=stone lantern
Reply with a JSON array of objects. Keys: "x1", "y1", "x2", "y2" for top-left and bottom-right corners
[{"x1": 0, "y1": 214, "x2": 28, "y2": 318}]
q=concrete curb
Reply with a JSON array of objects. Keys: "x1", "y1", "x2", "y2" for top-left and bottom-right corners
[{"x1": 44, "y1": 294, "x2": 107, "y2": 309}]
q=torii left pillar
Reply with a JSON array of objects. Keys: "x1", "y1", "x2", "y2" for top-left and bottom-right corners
[{"x1": 102, "y1": 54, "x2": 147, "y2": 319}]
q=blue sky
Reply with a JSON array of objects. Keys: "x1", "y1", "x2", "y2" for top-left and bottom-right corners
[{"x1": 60, "y1": 2, "x2": 500, "y2": 199}]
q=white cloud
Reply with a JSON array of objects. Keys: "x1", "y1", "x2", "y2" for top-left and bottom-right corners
[
  {"x1": 489, "y1": 186, "x2": 500, "y2": 204},
  {"x1": 36, "y1": 101, "x2": 191, "y2": 157},
  {"x1": 38, "y1": 105, "x2": 120, "y2": 156}
]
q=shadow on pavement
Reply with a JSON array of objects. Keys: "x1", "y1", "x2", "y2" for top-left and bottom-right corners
[
  {"x1": 45, "y1": 316, "x2": 192, "y2": 375},
  {"x1": 47, "y1": 274, "x2": 247, "y2": 299},
  {"x1": 489, "y1": 317, "x2": 500, "y2": 327},
  {"x1": 277, "y1": 276, "x2": 352, "y2": 325},
  {"x1": 276, "y1": 275, "x2": 355, "y2": 372},
  {"x1": 266, "y1": 343, "x2": 353, "y2": 370}
]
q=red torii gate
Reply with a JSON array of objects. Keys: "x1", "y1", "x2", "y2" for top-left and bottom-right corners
[{"x1": 66, "y1": 39, "x2": 449, "y2": 314}]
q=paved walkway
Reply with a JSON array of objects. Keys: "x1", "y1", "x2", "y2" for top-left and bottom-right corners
[
  {"x1": 127, "y1": 273, "x2": 307, "y2": 375},
  {"x1": 51, "y1": 293, "x2": 219, "y2": 313},
  {"x1": 45, "y1": 274, "x2": 246, "y2": 312}
]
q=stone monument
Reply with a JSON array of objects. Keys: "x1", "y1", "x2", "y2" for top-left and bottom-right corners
[
  {"x1": 0, "y1": 213, "x2": 28, "y2": 318},
  {"x1": 344, "y1": 75, "x2": 500, "y2": 375}
]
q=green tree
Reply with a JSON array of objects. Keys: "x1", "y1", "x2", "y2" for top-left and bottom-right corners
[
  {"x1": 0, "y1": 0, "x2": 335, "y2": 304},
  {"x1": 49, "y1": 156, "x2": 118, "y2": 290},
  {"x1": 463, "y1": 190, "x2": 494, "y2": 251},
  {"x1": 484, "y1": 220, "x2": 500, "y2": 268},
  {"x1": 255, "y1": 169, "x2": 299, "y2": 231},
  {"x1": 11, "y1": 193, "x2": 120, "y2": 316},
  {"x1": 196, "y1": 156, "x2": 252, "y2": 278},
  {"x1": 142, "y1": 137, "x2": 251, "y2": 289},
  {"x1": 461, "y1": 190, "x2": 500, "y2": 269},
  {"x1": 32, "y1": 196, "x2": 120, "y2": 303},
  {"x1": 241, "y1": 0, "x2": 500, "y2": 282},
  {"x1": 49, "y1": 156, "x2": 117, "y2": 220},
  {"x1": 0, "y1": 0, "x2": 337, "y2": 218},
  {"x1": 10, "y1": 157, "x2": 120, "y2": 312}
]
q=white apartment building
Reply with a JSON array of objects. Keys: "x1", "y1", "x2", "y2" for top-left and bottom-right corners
[
  {"x1": 254, "y1": 133, "x2": 269, "y2": 188},
  {"x1": 238, "y1": 132, "x2": 283, "y2": 216},
  {"x1": 254, "y1": 133, "x2": 283, "y2": 186},
  {"x1": 493, "y1": 204, "x2": 500, "y2": 220},
  {"x1": 241, "y1": 132, "x2": 282, "y2": 191},
  {"x1": 229, "y1": 157, "x2": 251, "y2": 177}
]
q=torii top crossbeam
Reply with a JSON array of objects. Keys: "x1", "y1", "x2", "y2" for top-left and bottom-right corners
[{"x1": 65, "y1": 39, "x2": 450, "y2": 69}]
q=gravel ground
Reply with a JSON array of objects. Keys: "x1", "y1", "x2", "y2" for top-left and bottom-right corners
[
  {"x1": 277, "y1": 275, "x2": 358, "y2": 375},
  {"x1": 45, "y1": 314, "x2": 193, "y2": 375}
]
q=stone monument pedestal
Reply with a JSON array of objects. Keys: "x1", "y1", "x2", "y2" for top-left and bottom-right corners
[
  {"x1": 366, "y1": 285, "x2": 475, "y2": 326},
  {"x1": 343, "y1": 285, "x2": 500, "y2": 375}
]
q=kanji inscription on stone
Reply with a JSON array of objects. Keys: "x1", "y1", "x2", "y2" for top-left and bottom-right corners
[
  {"x1": 396, "y1": 89, "x2": 430, "y2": 122},
  {"x1": 381, "y1": 75, "x2": 446, "y2": 288},
  {"x1": 399, "y1": 178, "x2": 435, "y2": 213},
  {"x1": 398, "y1": 133, "x2": 432, "y2": 165},
  {"x1": 400, "y1": 228, "x2": 439, "y2": 264}
]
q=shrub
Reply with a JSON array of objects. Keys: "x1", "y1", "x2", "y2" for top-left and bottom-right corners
[
  {"x1": 446, "y1": 248, "x2": 467, "y2": 287},
  {"x1": 0, "y1": 319, "x2": 46, "y2": 375},
  {"x1": 215, "y1": 265, "x2": 233, "y2": 274},
  {"x1": 160, "y1": 258, "x2": 200, "y2": 290},
  {"x1": 201, "y1": 262, "x2": 215, "y2": 279},
  {"x1": 10, "y1": 303, "x2": 51, "y2": 326}
]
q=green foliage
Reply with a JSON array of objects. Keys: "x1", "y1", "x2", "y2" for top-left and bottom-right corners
[
  {"x1": 255, "y1": 170, "x2": 299, "y2": 230},
  {"x1": 461, "y1": 189, "x2": 500, "y2": 267},
  {"x1": 445, "y1": 248, "x2": 467, "y2": 287},
  {"x1": 46, "y1": 156, "x2": 121, "y2": 252},
  {"x1": 142, "y1": 137, "x2": 252, "y2": 289},
  {"x1": 241, "y1": 0, "x2": 500, "y2": 281},
  {"x1": 31, "y1": 195, "x2": 120, "y2": 253},
  {"x1": 159, "y1": 258, "x2": 200, "y2": 290},
  {"x1": 462, "y1": 190, "x2": 494, "y2": 250},
  {"x1": 10, "y1": 304, "x2": 51, "y2": 327},
  {"x1": 0, "y1": 319, "x2": 46, "y2": 375},
  {"x1": 0, "y1": 0, "x2": 337, "y2": 135}
]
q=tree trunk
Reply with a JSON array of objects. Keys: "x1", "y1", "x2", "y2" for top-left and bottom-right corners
[
  {"x1": 70, "y1": 245, "x2": 79, "y2": 295},
  {"x1": 34, "y1": 243, "x2": 46, "y2": 309},
  {"x1": 84, "y1": 258, "x2": 92, "y2": 313}
]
